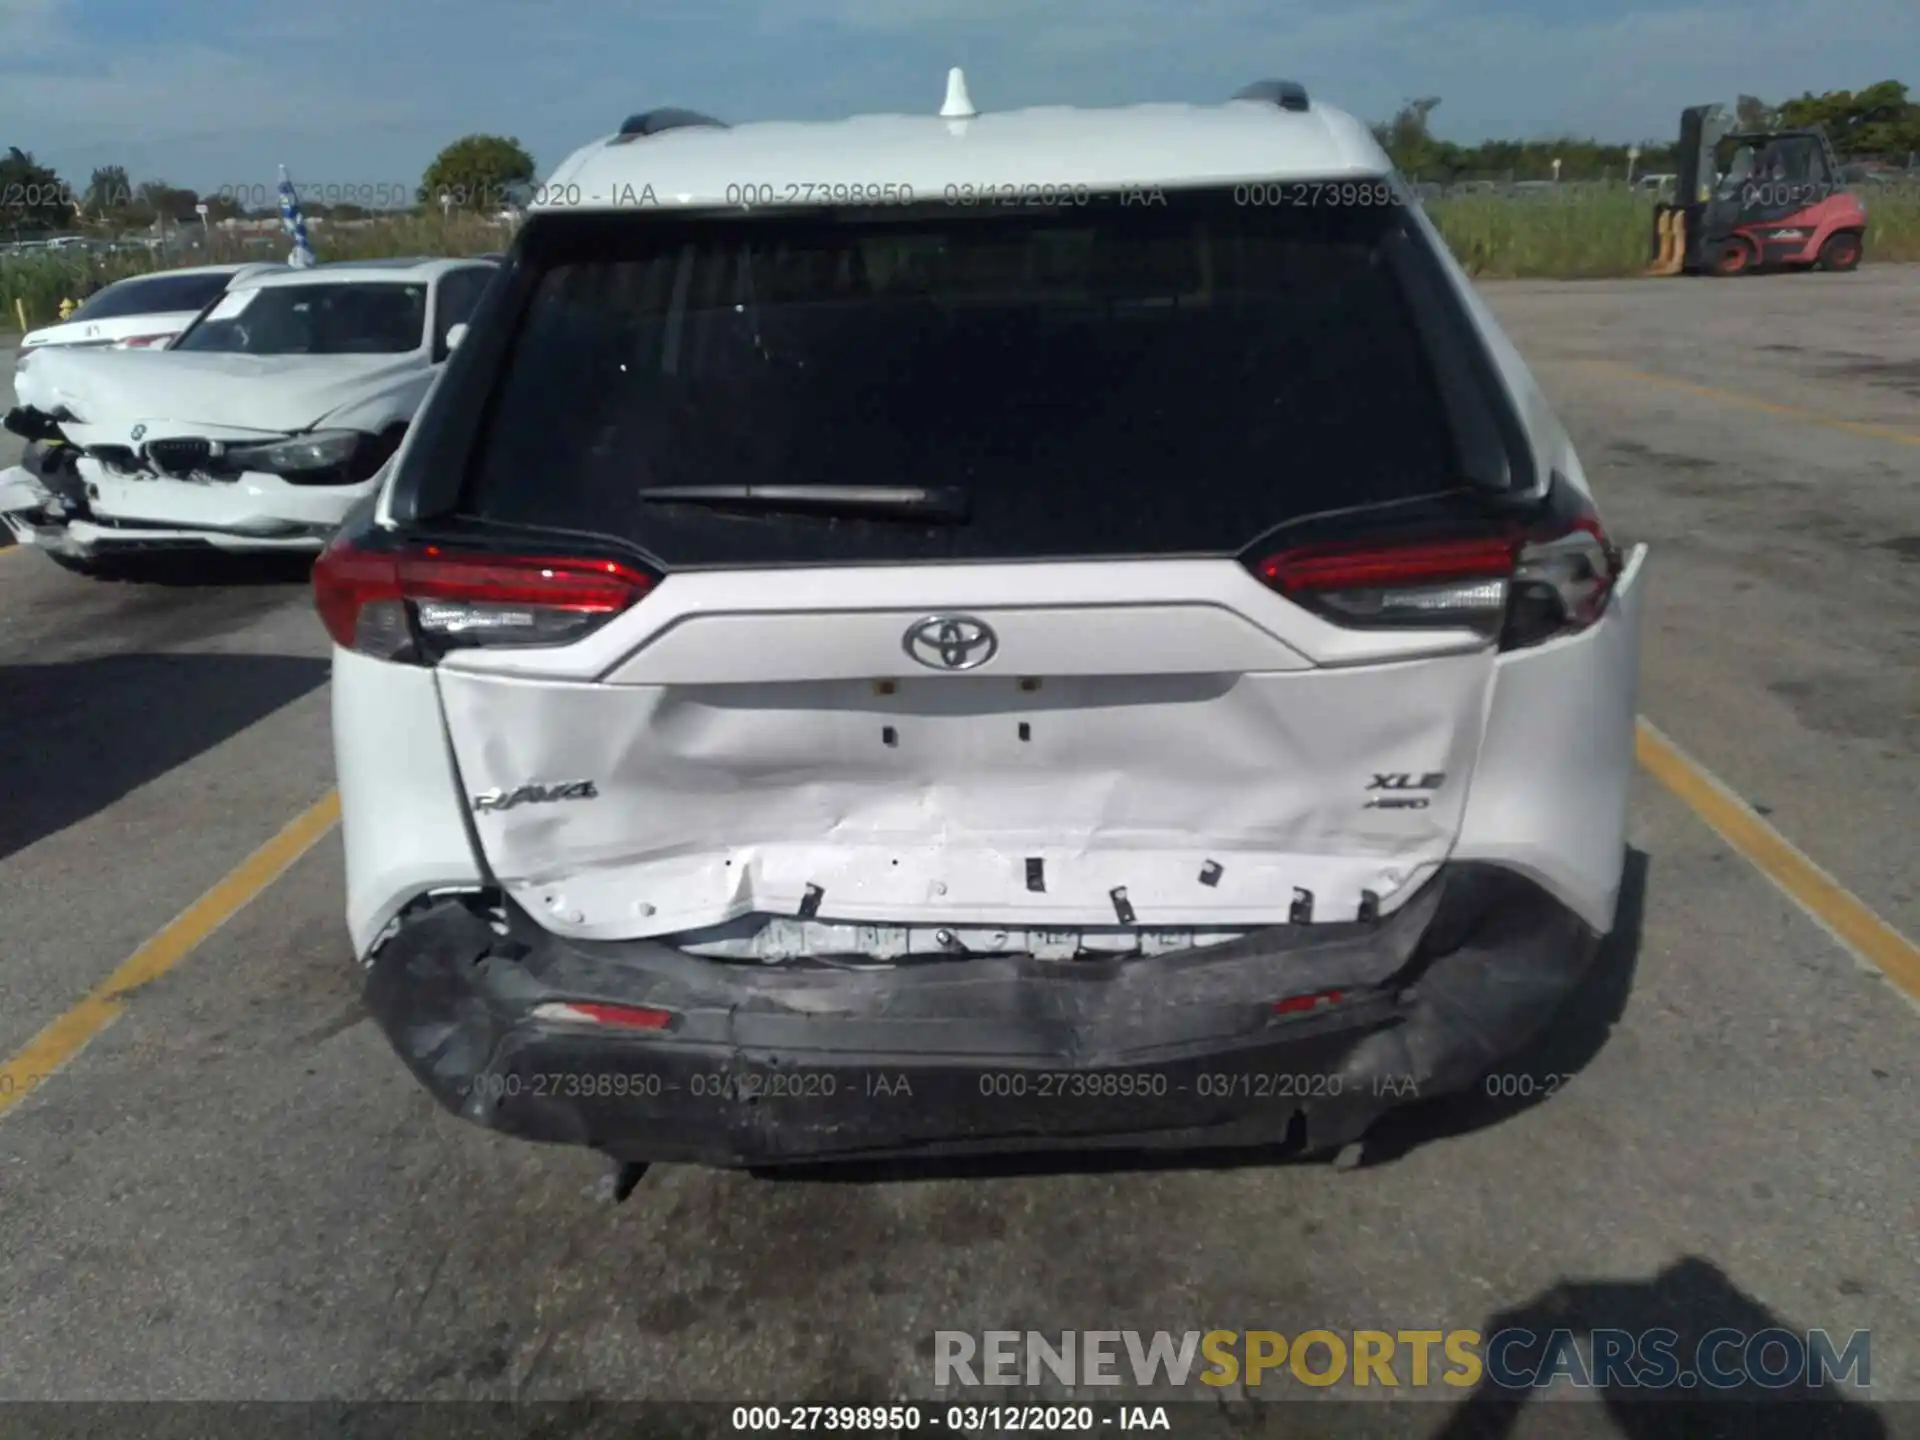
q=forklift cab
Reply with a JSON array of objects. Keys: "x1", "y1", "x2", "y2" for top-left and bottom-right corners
[{"x1": 1711, "y1": 130, "x2": 1838, "y2": 222}]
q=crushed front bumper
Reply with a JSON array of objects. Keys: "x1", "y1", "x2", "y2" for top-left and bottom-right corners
[
  {"x1": 0, "y1": 460, "x2": 349, "y2": 556},
  {"x1": 364, "y1": 863, "x2": 1601, "y2": 1167}
]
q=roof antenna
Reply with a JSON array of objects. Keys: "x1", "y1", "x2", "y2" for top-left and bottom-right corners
[{"x1": 940, "y1": 66, "x2": 977, "y2": 120}]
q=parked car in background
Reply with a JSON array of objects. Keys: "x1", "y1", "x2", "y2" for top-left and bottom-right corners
[
  {"x1": 16, "y1": 263, "x2": 281, "y2": 359},
  {"x1": 0, "y1": 256, "x2": 498, "y2": 575}
]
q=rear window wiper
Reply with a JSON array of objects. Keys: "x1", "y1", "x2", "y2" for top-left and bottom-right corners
[{"x1": 637, "y1": 484, "x2": 970, "y2": 522}]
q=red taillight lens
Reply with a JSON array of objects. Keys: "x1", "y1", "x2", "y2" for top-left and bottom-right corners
[
  {"x1": 312, "y1": 537, "x2": 405, "y2": 652},
  {"x1": 1255, "y1": 536, "x2": 1518, "y2": 634},
  {"x1": 530, "y1": 1001, "x2": 676, "y2": 1030},
  {"x1": 1273, "y1": 988, "x2": 1347, "y2": 1016},
  {"x1": 312, "y1": 537, "x2": 656, "y2": 659},
  {"x1": 1249, "y1": 501, "x2": 1622, "y2": 652}
]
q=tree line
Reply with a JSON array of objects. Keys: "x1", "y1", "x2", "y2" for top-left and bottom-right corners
[
  {"x1": 5, "y1": 81, "x2": 1915, "y2": 237},
  {"x1": 0, "y1": 135, "x2": 537, "y2": 237},
  {"x1": 1374, "y1": 80, "x2": 1919, "y2": 182}
]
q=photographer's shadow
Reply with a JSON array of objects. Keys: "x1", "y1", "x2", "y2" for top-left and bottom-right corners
[{"x1": 1431, "y1": 1256, "x2": 1885, "y2": 1439}]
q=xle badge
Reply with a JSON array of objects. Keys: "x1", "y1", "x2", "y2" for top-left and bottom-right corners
[
  {"x1": 1364, "y1": 772, "x2": 1445, "y2": 810},
  {"x1": 471, "y1": 780, "x2": 599, "y2": 813}
]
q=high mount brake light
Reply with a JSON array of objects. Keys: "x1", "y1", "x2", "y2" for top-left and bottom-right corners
[
  {"x1": 1250, "y1": 509, "x2": 1621, "y2": 651},
  {"x1": 312, "y1": 538, "x2": 656, "y2": 660}
]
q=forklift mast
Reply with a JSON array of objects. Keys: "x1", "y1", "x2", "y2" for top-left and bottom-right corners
[{"x1": 1676, "y1": 104, "x2": 1732, "y2": 205}]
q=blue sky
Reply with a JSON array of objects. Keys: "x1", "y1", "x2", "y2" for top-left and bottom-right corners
[{"x1": 2, "y1": 0, "x2": 1914, "y2": 194}]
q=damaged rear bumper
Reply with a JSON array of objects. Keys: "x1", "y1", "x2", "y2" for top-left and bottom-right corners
[{"x1": 364, "y1": 863, "x2": 1600, "y2": 1167}]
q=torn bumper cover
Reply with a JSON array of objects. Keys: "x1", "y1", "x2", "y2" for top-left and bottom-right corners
[
  {"x1": 0, "y1": 459, "x2": 341, "y2": 557},
  {"x1": 0, "y1": 462, "x2": 83, "y2": 557},
  {"x1": 364, "y1": 863, "x2": 1600, "y2": 1166}
]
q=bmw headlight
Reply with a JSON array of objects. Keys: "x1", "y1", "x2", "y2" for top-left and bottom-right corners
[{"x1": 225, "y1": 429, "x2": 368, "y2": 474}]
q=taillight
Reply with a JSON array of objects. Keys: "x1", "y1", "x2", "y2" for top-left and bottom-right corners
[
  {"x1": 312, "y1": 537, "x2": 656, "y2": 660},
  {"x1": 530, "y1": 1001, "x2": 676, "y2": 1030},
  {"x1": 1255, "y1": 536, "x2": 1517, "y2": 635},
  {"x1": 1273, "y1": 988, "x2": 1348, "y2": 1016},
  {"x1": 1249, "y1": 497, "x2": 1622, "y2": 652},
  {"x1": 1500, "y1": 516, "x2": 1620, "y2": 651}
]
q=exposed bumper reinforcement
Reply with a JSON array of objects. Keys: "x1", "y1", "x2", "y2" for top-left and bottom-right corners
[{"x1": 364, "y1": 863, "x2": 1599, "y2": 1167}]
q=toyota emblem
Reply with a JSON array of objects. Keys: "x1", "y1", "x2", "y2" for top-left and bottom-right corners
[{"x1": 903, "y1": 614, "x2": 998, "y2": 671}]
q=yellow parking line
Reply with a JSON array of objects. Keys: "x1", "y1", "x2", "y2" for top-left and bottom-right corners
[
  {"x1": 1637, "y1": 718, "x2": 1920, "y2": 1010},
  {"x1": 0, "y1": 791, "x2": 341, "y2": 1120},
  {"x1": 1577, "y1": 360, "x2": 1920, "y2": 447}
]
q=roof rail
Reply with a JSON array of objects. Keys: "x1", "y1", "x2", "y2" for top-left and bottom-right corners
[
  {"x1": 1233, "y1": 79, "x2": 1309, "y2": 113},
  {"x1": 613, "y1": 108, "x2": 728, "y2": 141}
]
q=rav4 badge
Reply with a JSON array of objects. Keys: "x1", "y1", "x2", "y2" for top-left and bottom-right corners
[{"x1": 471, "y1": 780, "x2": 599, "y2": 813}]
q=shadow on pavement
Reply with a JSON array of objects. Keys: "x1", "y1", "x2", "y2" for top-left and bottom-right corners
[
  {"x1": 54, "y1": 550, "x2": 317, "y2": 587},
  {"x1": 0, "y1": 652, "x2": 328, "y2": 862},
  {"x1": 1430, "y1": 1256, "x2": 1886, "y2": 1439},
  {"x1": 755, "y1": 850, "x2": 1649, "y2": 1186}
]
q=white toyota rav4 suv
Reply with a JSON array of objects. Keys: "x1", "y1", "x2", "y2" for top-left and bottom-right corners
[{"x1": 316, "y1": 77, "x2": 1647, "y2": 1172}]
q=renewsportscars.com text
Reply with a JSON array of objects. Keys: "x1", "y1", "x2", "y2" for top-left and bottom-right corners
[{"x1": 935, "y1": 1328, "x2": 1871, "y2": 1392}]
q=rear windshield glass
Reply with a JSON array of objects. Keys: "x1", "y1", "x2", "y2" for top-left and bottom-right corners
[
  {"x1": 461, "y1": 191, "x2": 1481, "y2": 564},
  {"x1": 70, "y1": 271, "x2": 233, "y2": 322},
  {"x1": 173, "y1": 282, "x2": 427, "y2": 356}
]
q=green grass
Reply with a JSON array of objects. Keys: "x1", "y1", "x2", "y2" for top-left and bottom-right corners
[
  {"x1": 1862, "y1": 190, "x2": 1920, "y2": 263},
  {"x1": 1427, "y1": 183, "x2": 1920, "y2": 277},
  {"x1": 1426, "y1": 187, "x2": 1658, "y2": 279},
  {"x1": 2, "y1": 193, "x2": 1917, "y2": 331}
]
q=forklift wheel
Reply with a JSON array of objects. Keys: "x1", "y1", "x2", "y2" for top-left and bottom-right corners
[
  {"x1": 1706, "y1": 238, "x2": 1755, "y2": 277},
  {"x1": 1817, "y1": 231, "x2": 1863, "y2": 273}
]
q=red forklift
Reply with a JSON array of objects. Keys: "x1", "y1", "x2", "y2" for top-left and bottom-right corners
[{"x1": 1649, "y1": 104, "x2": 1868, "y2": 276}]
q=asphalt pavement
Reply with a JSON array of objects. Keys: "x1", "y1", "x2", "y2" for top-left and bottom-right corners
[{"x1": 0, "y1": 272, "x2": 1914, "y2": 1436}]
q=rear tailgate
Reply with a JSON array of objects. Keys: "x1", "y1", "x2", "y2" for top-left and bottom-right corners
[
  {"x1": 436, "y1": 560, "x2": 1497, "y2": 941},
  {"x1": 396, "y1": 186, "x2": 1556, "y2": 944}
]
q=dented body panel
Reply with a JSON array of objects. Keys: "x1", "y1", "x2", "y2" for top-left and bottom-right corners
[
  {"x1": 1453, "y1": 545, "x2": 1648, "y2": 932},
  {"x1": 434, "y1": 560, "x2": 1500, "y2": 942}
]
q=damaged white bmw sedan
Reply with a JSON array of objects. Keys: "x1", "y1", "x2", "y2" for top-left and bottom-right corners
[
  {"x1": 317, "y1": 79, "x2": 1647, "y2": 1173},
  {"x1": 0, "y1": 256, "x2": 496, "y2": 575}
]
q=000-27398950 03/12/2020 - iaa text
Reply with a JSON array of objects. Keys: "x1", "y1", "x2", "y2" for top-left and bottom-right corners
[
  {"x1": 454, "y1": 1066, "x2": 1426, "y2": 1103},
  {"x1": 214, "y1": 180, "x2": 546, "y2": 208},
  {"x1": 726, "y1": 1403, "x2": 1169, "y2": 1432},
  {"x1": 582, "y1": 180, "x2": 1412, "y2": 208}
]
